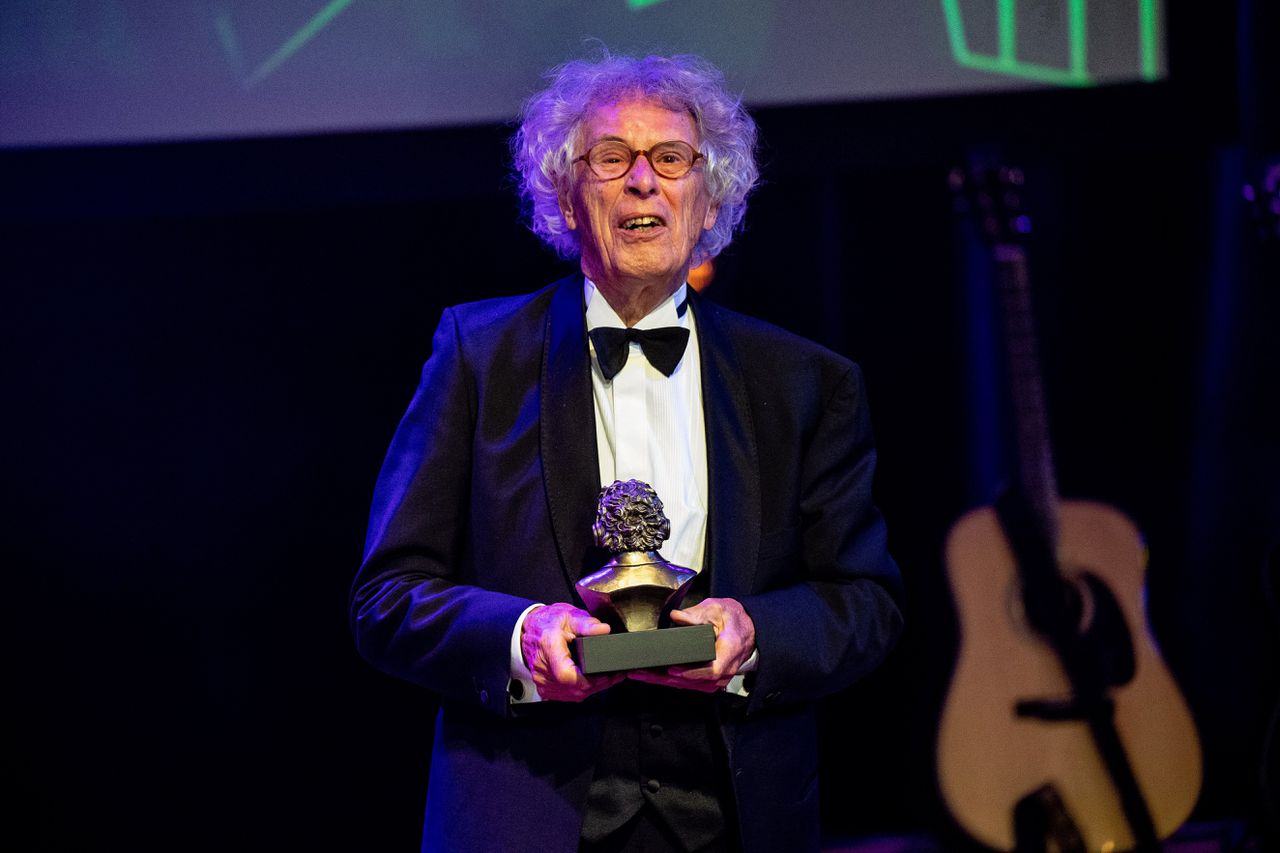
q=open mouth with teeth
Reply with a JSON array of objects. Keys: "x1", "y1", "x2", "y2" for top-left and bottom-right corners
[{"x1": 620, "y1": 215, "x2": 666, "y2": 231}]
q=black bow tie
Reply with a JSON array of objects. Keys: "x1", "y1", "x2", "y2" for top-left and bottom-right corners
[{"x1": 589, "y1": 325, "x2": 690, "y2": 380}]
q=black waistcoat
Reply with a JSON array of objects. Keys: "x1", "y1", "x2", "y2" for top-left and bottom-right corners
[
  {"x1": 579, "y1": 577, "x2": 736, "y2": 851},
  {"x1": 580, "y1": 681, "x2": 733, "y2": 851}
]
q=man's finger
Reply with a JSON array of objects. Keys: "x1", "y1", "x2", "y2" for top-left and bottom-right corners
[
  {"x1": 628, "y1": 668, "x2": 725, "y2": 692},
  {"x1": 546, "y1": 641, "x2": 584, "y2": 685},
  {"x1": 589, "y1": 672, "x2": 626, "y2": 692},
  {"x1": 669, "y1": 607, "x2": 710, "y2": 626},
  {"x1": 569, "y1": 615, "x2": 611, "y2": 636},
  {"x1": 666, "y1": 662, "x2": 719, "y2": 680},
  {"x1": 671, "y1": 602, "x2": 727, "y2": 628}
]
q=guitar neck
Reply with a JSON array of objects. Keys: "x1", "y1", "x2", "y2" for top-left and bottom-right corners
[{"x1": 994, "y1": 243, "x2": 1060, "y2": 546}]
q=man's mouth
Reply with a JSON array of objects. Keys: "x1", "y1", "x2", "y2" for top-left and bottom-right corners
[{"x1": 619, "y1": 215, "x2": 666, "y2": 231}]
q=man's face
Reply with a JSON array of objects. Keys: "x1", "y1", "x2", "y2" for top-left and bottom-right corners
[{"x1": 560, "y1": 98, "x2": 718, "y2": 296}]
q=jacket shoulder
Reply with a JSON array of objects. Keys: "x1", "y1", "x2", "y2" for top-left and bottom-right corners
[
  {"x1": 695, "y1": 296, "x2": 858, "y2": 380},
  {"x1": 444, "y1": 279, "x2": 564, "y2": 335},
  {"x1": 424, "y1": 276, "x2": 578, "y2": 384}
]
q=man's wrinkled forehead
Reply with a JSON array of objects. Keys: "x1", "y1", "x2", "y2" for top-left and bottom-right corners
[{"x1": 573, "y1": 96, "x2": 700, "y2": 149}]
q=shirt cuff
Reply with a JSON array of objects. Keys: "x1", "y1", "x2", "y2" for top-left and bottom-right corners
[
  {"x1": 509, "y1": 603, "x2": 545, "y2": 704},
  {"x1": 724, "y1": 647, "x2": 759, "y2": 697}
]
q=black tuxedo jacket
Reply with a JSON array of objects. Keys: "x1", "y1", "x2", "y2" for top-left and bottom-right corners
[{"x1": 350, "y1": 275, "x2": 903, "y2": 853}]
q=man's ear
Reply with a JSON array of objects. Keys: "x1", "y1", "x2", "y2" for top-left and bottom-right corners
[
  {"x1": 702, "y1": 202, "x2": 719, "y2": 232},
  {"x1": 559, "y1": 191, "x2": 578, "y2": 231}
]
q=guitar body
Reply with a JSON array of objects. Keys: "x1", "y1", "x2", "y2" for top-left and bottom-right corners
[{"x1": 938, "y1": 500, "x2": 1201, "y2": 851}]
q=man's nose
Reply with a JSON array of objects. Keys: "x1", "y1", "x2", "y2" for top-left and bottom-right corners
[{"x1": 625, "y1": 153, "x2": 659, "y2": 195}]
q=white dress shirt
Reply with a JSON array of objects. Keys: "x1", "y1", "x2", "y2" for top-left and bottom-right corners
[
  {"x1": 509, "y1": 280, "x2": 752, "y2": 702},
  {"x1": 585, "y1": 280, "x2": 708, "y2": 572}
]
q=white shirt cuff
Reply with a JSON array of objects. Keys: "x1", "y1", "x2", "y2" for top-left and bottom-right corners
[
  {"x1": 509, "y1": 603, "x2": 545, "y2": 704},
  {"x1": 724, "y1": 647, "x2": 759, "y2": 697}
]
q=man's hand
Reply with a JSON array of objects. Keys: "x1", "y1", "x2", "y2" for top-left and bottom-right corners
[
  {"x1": 521, "y1": 603, "x2": 623, "y2": 702},
  {"x1": 627, "y1": 597, "x2": 756, "y2": 693}
]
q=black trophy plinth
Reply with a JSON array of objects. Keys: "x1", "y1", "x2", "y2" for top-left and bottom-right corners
[{"x1": 573, "y1": 625, "x2": 717, "y2": 674}]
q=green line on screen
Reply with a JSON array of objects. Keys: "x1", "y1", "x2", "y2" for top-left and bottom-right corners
[
  {"x1": 941, "y1": 0, "x2": 970, "y2": 61},
  {"x1": 997, "y1": 0, "x2": 1016, "y2": 63},
  {"x1": 943, "y1": 0, "x2": 1161, "y2": 87},
  {"x1": 956, "y1": 52, "x2": 1092, "y2": 86},
  {"x1": 1139, "y1": 0, "x2": 1159, "y2": 79},
  {"x1": 213, "y1": 6, "x2": 245, "y2": 83},
  {"x1": 243, "y1": 0, "x2": 357, "y2": 89},
  {"x1": 1068, "y1": 0, "x2": 1088, "y2": 79},
  {"x1": 628, "y1": 0, "x2": 673, "y2": 8}
]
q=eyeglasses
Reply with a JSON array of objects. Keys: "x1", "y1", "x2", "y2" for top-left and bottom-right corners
[{"x1": 574, "y1": 140, "x2": 704, "y2": 181}]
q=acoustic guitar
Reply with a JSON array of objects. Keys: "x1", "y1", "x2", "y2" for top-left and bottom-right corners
[{"x1": 936, "y1": 162, "x2": 1202, "y2": 852}]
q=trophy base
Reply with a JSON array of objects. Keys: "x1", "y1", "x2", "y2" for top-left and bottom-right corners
[{"x1": 572, "y1": 624, "x2": 716, "y2": 675}]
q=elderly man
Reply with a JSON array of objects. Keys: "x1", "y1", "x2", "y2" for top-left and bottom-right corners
[{"x1": 351, "y1": 53, "x2": 903, "y2": 853}]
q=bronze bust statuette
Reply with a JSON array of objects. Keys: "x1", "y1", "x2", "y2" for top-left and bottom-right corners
[{"x1": 572, "y1": 480, "x2": 717, "y2": 674}]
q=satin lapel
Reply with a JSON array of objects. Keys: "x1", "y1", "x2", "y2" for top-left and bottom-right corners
[
  {"x1": 540, "y1": 275, "x2": 602, "y2": 589},
  {"x1": 689, "y1": 292, "x2": 761, "y2": 599}
]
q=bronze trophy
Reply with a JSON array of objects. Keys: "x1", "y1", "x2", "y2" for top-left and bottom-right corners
[{"x1": 572, "y1": 479, "x2": 717, "y2": 675}]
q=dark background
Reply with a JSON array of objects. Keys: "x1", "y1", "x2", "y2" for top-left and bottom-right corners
[{"x1": 6, "y1": 4, "x2": 1277, "y2": 851}]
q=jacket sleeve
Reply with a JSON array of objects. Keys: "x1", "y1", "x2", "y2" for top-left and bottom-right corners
[
  {"x1": 349, "y1": 307, "x2": 534, "y2": 717},
  {"x1": 738, "y1": 363, "x2": 904, "y2": 714}
]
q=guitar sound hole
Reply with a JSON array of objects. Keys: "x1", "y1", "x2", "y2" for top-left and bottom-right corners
[
  {"x1": 1004, "y1": 573, "x2": 1095, "y2": 639},
  {"x1": 1065, "y1": 570, "x2": 1094, "y2": 634}
]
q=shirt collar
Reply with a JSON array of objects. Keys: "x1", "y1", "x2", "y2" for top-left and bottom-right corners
[{"x1": 584, "y1": 278, "x2": 689, "y2": 332}]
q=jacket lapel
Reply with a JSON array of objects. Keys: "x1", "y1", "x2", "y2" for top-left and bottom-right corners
[
  {"x1": 688, "y1": 291, "x2": 761, "y2": 599},
  {"x1": 540, "y1": 275, "x2": 603, "y2": 589}
]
